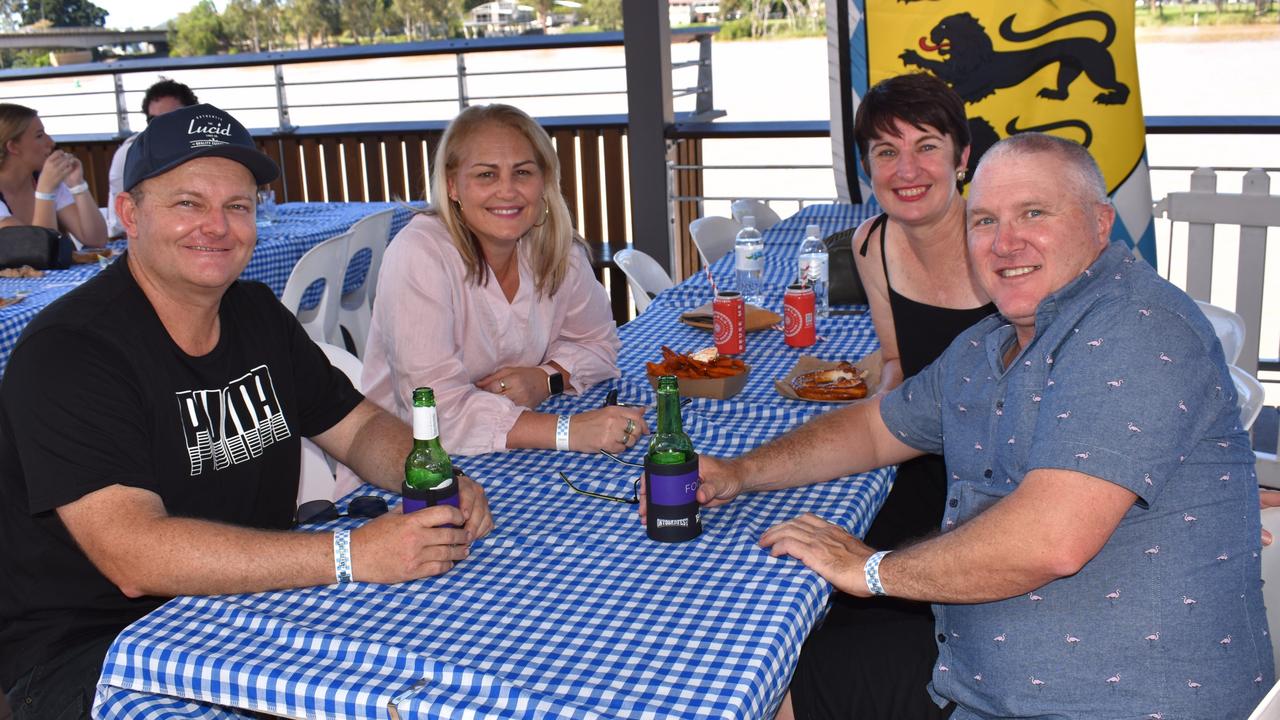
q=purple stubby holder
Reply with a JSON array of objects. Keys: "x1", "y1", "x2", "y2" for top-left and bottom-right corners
[
  {"x1": 401, "y1": 480, "x2": 460, "y2": 526},
  {"x1": 645, "y1": 455, "x2": 702, "y2": 543}
]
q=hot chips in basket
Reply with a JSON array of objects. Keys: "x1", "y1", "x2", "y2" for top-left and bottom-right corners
[{"x1": 645, "y1": 346, "x2": 747, "y2": 380}]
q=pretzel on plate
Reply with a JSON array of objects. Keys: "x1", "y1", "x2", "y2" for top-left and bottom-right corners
[{"x1": 790, "y1": 361, "x2": 868, "y2": 401}]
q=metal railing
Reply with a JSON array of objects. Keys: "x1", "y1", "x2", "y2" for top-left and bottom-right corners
[{"x1": 0, "y1": 29, "x2": 718, "y2": 138}]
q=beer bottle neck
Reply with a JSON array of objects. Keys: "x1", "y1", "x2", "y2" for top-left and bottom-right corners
[
  {"x1": 412, "y1": 404, "x2": 441, "y2": 443},
  {"x1": 656, "y1": 390, "x2": 685, "y2": 436}
]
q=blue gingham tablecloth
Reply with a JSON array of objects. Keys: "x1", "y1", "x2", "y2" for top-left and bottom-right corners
[
  {"x1": 0, "y1": 202, "x2": 413, "y2": 376},
  {"x1": 94, "y1": 203, "x2": 892, "y2": 720}
]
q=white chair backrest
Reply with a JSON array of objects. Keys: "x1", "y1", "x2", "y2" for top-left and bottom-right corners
[
  {"x1": 297, "y1": 342, "x2": 363, "y2": 507},
  {"x1": 1229, "y1": 364, "x2": 1265, "y2": 432},
  {"x1": 1197, "y1": 300, "x2": 1246, "y2": 366},
  {"x1": 337, "y1": 209, "x2": 396, "y2": 358},
  {"x1": 614, "y1": 248, "x2": 674, "y2": 313},
  {"x1": 281, "y1": 232, "x2": 350, "y2": 346},
  {"x1": 730, "y1": 199, "x2": 782, "y2": 231},
  {"x1": 689, "y1": 215, "x2": 742, "y2": 267}
]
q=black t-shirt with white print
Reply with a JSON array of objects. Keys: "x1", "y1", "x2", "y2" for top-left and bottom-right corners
[{"x1": 0, "y1": 254, "x2": 363, "y2": 689}]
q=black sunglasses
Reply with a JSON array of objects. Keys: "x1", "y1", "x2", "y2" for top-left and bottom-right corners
[
  {"x1": 295, "y1": 495, "x2": 388, "y2": 525},
  {"x1": 558, "y1": 449, "x2": 646, "y2": 504}
]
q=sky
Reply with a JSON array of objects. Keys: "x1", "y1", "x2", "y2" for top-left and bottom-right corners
[{"x1": 95, "y1": 0, "x2": 218, "y2": 29}]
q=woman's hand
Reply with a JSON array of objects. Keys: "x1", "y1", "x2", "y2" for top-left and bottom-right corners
[
  {"x1": 477, "y1": 366, "x2": 553, "y2": 409},
  {"x1": 37, "y1": 150, "x2": 77, "y2": 193},
  {"x1": 64, "y1": 153, "x2": 86, "y2": 187},
  {"x1": 568, "y1": 406, "x2": 648, "y2": 454}
]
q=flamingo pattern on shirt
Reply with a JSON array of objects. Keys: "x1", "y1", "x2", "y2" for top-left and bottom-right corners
[{"x1": 881, "y1": 242, "x2": 1270, "y2": 720}]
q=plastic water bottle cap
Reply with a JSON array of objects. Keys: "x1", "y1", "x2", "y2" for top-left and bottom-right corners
[
  {"x1": 806, "y1": 224, "x2": 821, "y2": 238},
  {"x1": 742, "y1": 216, "x2": 755, "y2": 228}
]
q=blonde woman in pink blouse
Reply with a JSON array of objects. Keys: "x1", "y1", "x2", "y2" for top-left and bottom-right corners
[{"x1": 336, "y1": 105, "x2": 645, "y2": 495}]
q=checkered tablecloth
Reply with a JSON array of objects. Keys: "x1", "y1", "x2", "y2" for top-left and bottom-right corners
[
  {"x1": 0, "y1": 202, "x2": 413, "y2": 376},
  {"x1": 94, "y1": 204, "x2": 892, "y2": 720}
]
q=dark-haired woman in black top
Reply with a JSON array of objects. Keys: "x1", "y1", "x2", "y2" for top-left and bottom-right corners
[{"x1": 783, "y1": 73, "x2": 994, "y2": 720}]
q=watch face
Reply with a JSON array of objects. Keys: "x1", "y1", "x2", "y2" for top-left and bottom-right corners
[{"x1": 548, "y1": 372, "x2": 565, "y2": 395}]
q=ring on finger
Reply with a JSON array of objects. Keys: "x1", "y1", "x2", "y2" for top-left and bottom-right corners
[
  {"x1": 499, "y1": 380, "x2": 507, "y2": 391},
  {"x1": 624, "y1": 418, "x2": 635, "y2": 436}
]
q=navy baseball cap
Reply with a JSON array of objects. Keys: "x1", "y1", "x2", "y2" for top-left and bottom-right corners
[{"x1": 124, "y1": 103, "x2": 278, "y2": 191}]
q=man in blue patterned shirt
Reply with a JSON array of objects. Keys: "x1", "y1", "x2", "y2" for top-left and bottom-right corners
[{"x1": 696, "y1": 133, "x2": 1271, "y2": 719}]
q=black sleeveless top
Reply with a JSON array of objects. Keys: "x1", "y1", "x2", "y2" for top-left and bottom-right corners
[{"x1": 858, "y1": 212, "x2": 995, "y2": 549}]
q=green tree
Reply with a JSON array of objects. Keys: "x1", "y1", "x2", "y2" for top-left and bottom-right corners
[
  {"x1": 20, "y1": 0, "x2": 107, "y2": 27},
  {"x1": 286, "y1": 0, "x2": 341, "y2": 48},
  {"x1": 223, "y1": 0, "x2": 267, "y2": 52},
  {"x1": 341, "y1": 0, "x2": 380, "y2": 42},
  {"x1": 580, "y1": 0, "x2": 620, "y2": 30},
  {"x1": 169, "y1": 0, "x2": 226, "y2": 57}
]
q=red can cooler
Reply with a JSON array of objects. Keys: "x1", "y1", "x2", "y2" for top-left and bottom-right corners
[
  {"x1": 713, "y1": 291, "x2": 746, "y2": 355},
  {"x1": 784, "y1": 283, "x2": 816, "y2": 348}
]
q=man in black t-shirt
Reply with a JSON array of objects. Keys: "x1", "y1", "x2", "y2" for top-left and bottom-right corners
[{"x1": 0, "y1": 104, "x2": 493, "y2": 719}]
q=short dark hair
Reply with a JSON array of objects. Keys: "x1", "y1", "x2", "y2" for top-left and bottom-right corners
[
  {"x1": 853, "y1": 73, "x2": 970, "y2": 175},
  {"x1": 141, "y1": 79, "x2": 199, "y2": 122}
]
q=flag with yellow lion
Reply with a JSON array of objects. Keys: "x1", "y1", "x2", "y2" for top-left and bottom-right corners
[{"x1": 827, "y1": 0, "x2": 1156, "y2": 261}]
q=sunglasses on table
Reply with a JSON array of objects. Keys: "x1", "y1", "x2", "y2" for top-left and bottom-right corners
[
  {"x1": 295, "y1": 495, "x2": 389, "y2": 525},
  {"x1": 558, "y1": 448, "x2": 646, "y2": 504}
]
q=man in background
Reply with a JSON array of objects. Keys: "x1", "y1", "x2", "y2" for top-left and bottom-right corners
[{"x1": 105, "y1": 78, "x2": 199, "y2": 237}]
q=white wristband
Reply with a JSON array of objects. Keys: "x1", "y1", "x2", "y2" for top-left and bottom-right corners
[
  {"x1": 333, "y1": 528, "x2": 352, "y2": 583},
  {"x1": 68, "y1": 182, "x2": 89, "y2": 195},
  {"x1": 555, "y1": 414, "x2": 571, "y2": 451},
  {"x1": 34, "y1": 191, "x2": 56, "y2": 202},
  {"x1": 864, "y1": 550, "x2": 890, "y2": 596}
]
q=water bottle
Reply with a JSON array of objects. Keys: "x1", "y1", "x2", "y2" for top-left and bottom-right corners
[
  {"x1": 797, "y1": 223, "x2": 829, "y2": 317},
  {"x1": 734, "y1": 216, "x2": 764, "y2": 305}
]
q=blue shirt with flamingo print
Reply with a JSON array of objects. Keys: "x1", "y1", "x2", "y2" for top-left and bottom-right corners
[{"x1": 880, "y1": 241, "x2": 1272, "y2": 720}]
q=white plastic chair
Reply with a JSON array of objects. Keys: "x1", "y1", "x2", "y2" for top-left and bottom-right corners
[
  {"x1": 730, "y1": 199, "x2": 783, "y2": 231},
  {"x1": 281, "y1": 231, "x2": 351, "y2": 346},
  {"x1": 297, "y1": 342, "x2": 363, "y2": 506},
  {"x1": 614, "y1": 248, "x2": 673, "y2": 313},
  {"x1": 337, "y1": 208, "x2": 395, "y2": 358},
  {"x1": 1197, "y1": 300, "x2": 1246, "y2": 366},
  {"x1": 1229, "y1": 364, "x2": 1265, "y2": 432},
  {"x1": 688, "y1": 215, "x2": 742, "y2": 267}
]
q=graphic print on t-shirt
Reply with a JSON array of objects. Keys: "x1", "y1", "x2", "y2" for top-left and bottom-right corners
[{"x1": 175, "y1": 365, "x2": 292, "y2": 476}]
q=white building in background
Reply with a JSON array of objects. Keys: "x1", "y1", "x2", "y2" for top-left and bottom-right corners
[
  {"x1": 464, "y1": 0, "x2": 579, "y2": 37},
  {"x1": 669, "y1": 0, "x2": 721, "y2": 26},
  {"x1": 465, "y1": 1, "x2": 535, "y2": 36}
]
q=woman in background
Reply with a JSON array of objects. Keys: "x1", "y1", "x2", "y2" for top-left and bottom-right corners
[
  {"x1": 0, "y1": 104, "x2": 107, "y2": 247},
  {"x1": 337, "y1": 104, "x2": 643, "y2": 497},
  {"x1": 784, "y1": 73, "x2": 995, "y2": 720}
]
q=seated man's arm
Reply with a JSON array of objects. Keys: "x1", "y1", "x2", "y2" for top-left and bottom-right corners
[
  {"x1": 761, "y1": 468, "x2": 1135, "y2": 603},
  {"x1": 697, "y1": 396, "x2": 924, "y2": 508},
  {"x1": 312, "y1": 399, "x2": 493, "y2": 540},
  {"x1": 57, "y1": 483, "x2": 470, "y2": 597}
]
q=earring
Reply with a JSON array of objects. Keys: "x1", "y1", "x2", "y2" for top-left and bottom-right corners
[
  {"x1": 531, "y1": 197, "x2": 550, "y2": 228},
  {"x1": 451, "y1": 197, "x2": 463, "y2": 212},
  {"x1": 956, "y1": 169, "x2": 967, "y2": 182}
]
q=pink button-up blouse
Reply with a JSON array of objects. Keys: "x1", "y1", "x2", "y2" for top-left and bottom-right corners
[{"x1": 336, "y1": 213, "x2": 620, "y2": 495}]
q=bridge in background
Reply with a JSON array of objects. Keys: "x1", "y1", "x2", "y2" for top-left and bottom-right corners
[{"x1": 0, "y1": 27, "x2": 167, "y2": 50}]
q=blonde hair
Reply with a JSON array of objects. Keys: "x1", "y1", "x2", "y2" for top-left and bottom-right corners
[
  {"x1": 0, "y1": 104, "x2": 38, "y2": 169},
  {"x1": 427, "y1": 104, "x2": 579, "y2": 297}
]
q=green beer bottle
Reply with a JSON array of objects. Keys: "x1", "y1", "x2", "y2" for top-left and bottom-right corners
[
  {"x1": 645, "y1": 376, "x2": 701, "y2": 542},
  {"x1": 401, "y1": 387, "x2": 459, "y2": 514}
]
